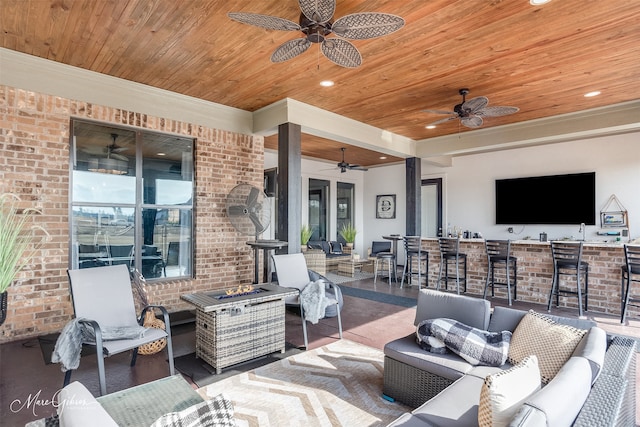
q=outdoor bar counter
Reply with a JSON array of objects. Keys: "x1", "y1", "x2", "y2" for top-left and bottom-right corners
[{"x1": 419, "y1": 238, "x2": 633, "y2": 318}]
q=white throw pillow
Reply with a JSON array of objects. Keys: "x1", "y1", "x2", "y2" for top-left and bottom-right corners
[{"x1": 478, "y1": 355, "x2": 541, "y2": 427}]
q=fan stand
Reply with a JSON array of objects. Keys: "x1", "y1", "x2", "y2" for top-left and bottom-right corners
[{"x1": 246, "y1": 240, "x2": 289, "y2": 284}]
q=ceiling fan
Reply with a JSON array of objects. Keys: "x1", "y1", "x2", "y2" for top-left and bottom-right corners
[
  {"x1": 81, "y1": 133, "x2": 128, "y2": 160},
  {"x1": 228, "y1": 0, "x2": 404, "y2": 68},
  {"x1": 337, "y1": 147, "x2": 368, "y2": 173},
  {"x1": 423, "y1": 88, "x2": 519, "y2": 129}
]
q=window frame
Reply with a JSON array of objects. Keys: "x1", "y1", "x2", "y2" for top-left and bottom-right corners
[{"x1": 69, "y1": 119, "x2": 195, "y2": 281}]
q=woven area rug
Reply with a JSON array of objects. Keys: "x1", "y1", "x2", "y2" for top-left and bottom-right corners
[{"x1": 196, "y1": 339, "x2": 409, "y2": 427}]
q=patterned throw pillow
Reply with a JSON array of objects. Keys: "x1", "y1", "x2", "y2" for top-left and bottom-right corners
[
  {"x1": 151, "y1": 394, "x2": 237, "y2": 427},
  {"x1": 416, "y1": 319, "x2": 448, "y2": 354},
  {"x1": 478, "y1": 355, "x2": 541, "y2": 427},
  {"x1": 507, "y1": 310, "x2": 587, "y2": 384},
  {"x1": 428, "y1": 318, "x2": 512, "y2": 366}
]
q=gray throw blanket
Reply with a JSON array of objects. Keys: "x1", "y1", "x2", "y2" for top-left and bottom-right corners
[
  {"x1": 51, "y1": 318, "x2": 147, "y2": 372},
  {"x1": 300, "y1": 280, "x2": 331, "y2": 324}
]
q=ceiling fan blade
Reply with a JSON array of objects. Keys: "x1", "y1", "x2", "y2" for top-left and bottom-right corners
[
  {"x1": 228, "y1": 13, "x2": 301, "y2": 31},
  {"x1": 332, "y1": 13, "x2": 405, "y2": 40},
  {"x1": 298, "y1": 0, "x2": 336, "y2": 23},
  {"x1": 423, "y1": 109, "x2": 456, "y2": 115},
  {"x1": 477, "y1": 106, "x2": 520, "y2": 117},
  {"x1": 321, "y1": 38, "x2": 362, "y2": 68},
  {"x1": 348, "y1": 165, "x2": 369, "y2": 171},
  {"x1": 426, "y1": 116, "x2": 458, "y2": 126},
  {"x1": 461, "y1": 116, "x2": 484, "y2": 128},
  {"x1": 110, "y1": 153, "x2": 129, "y2": 161},
  {"x1": 462, "y1": 96, "x2": 489, "y2": 114},
  {"x1": 271, "y1": 38, "x2": 311, "y2": 63}
]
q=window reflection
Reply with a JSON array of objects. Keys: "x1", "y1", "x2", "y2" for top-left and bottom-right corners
[{"x1": 70, "y1": 120, "x2": 194, "y2": 280}]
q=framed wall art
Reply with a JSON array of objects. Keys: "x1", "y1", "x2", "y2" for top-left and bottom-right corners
[{"x1": 376, "y1": 194, "x2": 396, "y2": 219}]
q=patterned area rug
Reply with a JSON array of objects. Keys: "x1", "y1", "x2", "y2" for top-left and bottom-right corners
[{"x1": 197, "y1": 339, "x2": 409, "y2": 427}]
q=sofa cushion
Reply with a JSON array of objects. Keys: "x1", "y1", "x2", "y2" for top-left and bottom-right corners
[
  {"x1": 510, "y1": 356, "x2": 593, "y2": 426},
  {"x1": 429, "y1": 318, "x2": 512, "y2": 367},
  {"x1": 385, "y1": 334, "x2": 473, "y2": 381},
  {"x1": 411, "y1": 369, "x2": 488, "y2": 427},
  {"x1": 477, "y1": 355, "x2": 541, "y2": 427},
  {"x1": 488, "y1": 306, "x2": 596, "y2": 333},
  {"x1": 330, "y1": 241, "x2": 343, "y2": 254},
  {"x1": 508, "y1": 310, "x2": 586, "y2": 383},
  {"x1": 570, "y1": 326, "x2": 607, "y2": 384},
  {"x1": 150, "y1": 394, "x2": 237, "y2": 427},
  {"x1": 57, "y1": 381, "x2": 118, "y2": 427},
  {"x1": 414, "y1": 289, "x2": 491, "y2": 329}
]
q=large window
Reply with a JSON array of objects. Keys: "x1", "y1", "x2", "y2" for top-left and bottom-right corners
[{"x1": 70, "y1": 120, "x2": 194, "y2": 280}]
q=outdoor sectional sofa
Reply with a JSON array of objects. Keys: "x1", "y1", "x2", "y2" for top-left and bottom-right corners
[
  {"x1": 384, "y1": 289, "x2": 637, "y2": 426},
  {"x1": 303, "y1": 240, "x2": 352, "y2": 275}
]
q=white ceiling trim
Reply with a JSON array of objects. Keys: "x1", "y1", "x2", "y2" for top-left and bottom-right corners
[
  {"x1": 0, "y1": 48, "x2": 253, "y2": 135},
  {"x1": 416, "y1": 100, "x2": 640, "y2": 158}
]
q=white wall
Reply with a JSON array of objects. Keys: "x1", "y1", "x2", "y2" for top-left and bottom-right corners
[
  {"x1": 264, "y1": 151, "x2": 368, "y2": 255},
  {"x1": 362, "y1": 132, "x2": 639, "y2": 244},
  {"x1": 266, "y1": 131, "x2": 640, "y2": 261}
]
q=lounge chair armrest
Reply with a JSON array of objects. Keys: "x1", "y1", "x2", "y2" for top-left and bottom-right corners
[
  {"x1": 76, "y1": 319, "x2": 106, "y2": 354},
  {"x1": 139, "y1": 305, "x2": 172, "y2": 334}
]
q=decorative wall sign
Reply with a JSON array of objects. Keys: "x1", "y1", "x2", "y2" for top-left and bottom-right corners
[
  {"x1": 376, "y1": 194, "x2": 396, "y2": 219},
  {"x1": 600, "y1": 194, "x2": 628, "y2": 228}
]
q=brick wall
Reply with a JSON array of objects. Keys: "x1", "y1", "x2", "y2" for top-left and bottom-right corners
[
  {"x1": 0, "y1": 85, "x2": 263, "y2": 342},
  {"x1": 420, "y1": 239, "x2": 635, "y2": 319}
]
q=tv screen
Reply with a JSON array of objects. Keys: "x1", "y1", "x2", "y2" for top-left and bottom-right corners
[{"x1": 495, "y1": 172, "x2": 596, "y2": 225}]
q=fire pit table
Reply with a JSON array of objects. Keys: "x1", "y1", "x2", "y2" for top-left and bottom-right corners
[{"x1": 181, "y1": 283, "x2": 298, "y2": 374}]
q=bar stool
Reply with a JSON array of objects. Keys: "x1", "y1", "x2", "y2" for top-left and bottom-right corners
[
  {"x1": 548, "y1": 241, "x2": 589, "y2": 317},
  {"x1": 620, "y1": 244, "x2": 640, "y2": 324},
  {"x1": 401, "y1": 236, "x2": 428, "y2": 288},
  {"x1": 484, "y1": 240, "x2": 518, "y2": 306},
  {"x1": 437, "y1": 237, "x2": 467, "y2": 294},
  {"x1": 374, "y1": 252, "x2": 395, "y2": 286}
]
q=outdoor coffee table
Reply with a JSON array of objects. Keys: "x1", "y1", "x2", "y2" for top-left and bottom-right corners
[
  {"x1": 338, "y1": 259, "x2": 372, "y2": 277},
  {"x1": 181, "y1": 283, "x2": 298, "y2": 374}
]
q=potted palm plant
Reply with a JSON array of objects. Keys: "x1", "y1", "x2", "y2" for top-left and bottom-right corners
[
  {"x1": 300, "y1": 224, "x2": 314, "y2": 251},
  {"x1": 339, "y1": 223, "x2": 357, "y2": 248},
  {"x1": 0, "y1": 194, "x2": 48, "y2": 326}
]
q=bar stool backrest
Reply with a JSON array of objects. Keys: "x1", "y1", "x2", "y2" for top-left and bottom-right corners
[
  {"x1": 550, "y1": 241, "x2": 583, "y2": 267},
  {"x1": 624, "y1": 244, "x2": 640, "y2": 274},
  {"x1": 404, "y1": 236, "x2": 423, "y2": 254},
  {"x1": 485, "y1": 239, "x2": 511, "y2": 260},
  {"x1": 438, "y1": 237, "x2": 460, "y2": 255}
]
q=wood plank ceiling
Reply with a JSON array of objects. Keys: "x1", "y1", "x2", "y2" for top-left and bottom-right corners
[{"x1": 2, "y1": 0, "x2": 639, "y2": 167}]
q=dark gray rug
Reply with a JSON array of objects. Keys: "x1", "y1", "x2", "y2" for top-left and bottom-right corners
[
  {"x1": 174, "y1": 343, "x2": 303, "y2": 388},
  {"x1": 338, "y1": 285, "x2": 417, "y2": 308}
]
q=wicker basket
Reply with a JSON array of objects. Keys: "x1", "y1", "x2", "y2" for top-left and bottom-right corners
[{"x1": 138, "y1": 310, "x2": 167, "y2": 355}]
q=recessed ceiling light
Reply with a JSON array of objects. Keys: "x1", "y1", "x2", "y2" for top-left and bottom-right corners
[
  {"x1": 530, "y1": 0, "x2": 551, "y2": 5},
  {"x1": 426, "y1": 125, "x2": 436, "y2": 129},
  {"x1": 379, "y1": 156, "x2": 387, "y2": 160},
  {"x1": 584, "y1": 91, "x2": 601, "y2": 97},
  {"x1": 320, "y1": 80, "x2": 334, "y2": 87},
  {"x1": 157, "y1": 152, "x2": 166, "y2": 156}
]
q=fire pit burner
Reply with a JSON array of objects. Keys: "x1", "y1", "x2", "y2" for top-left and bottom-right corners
[{"x1": 214, "y1": 288, "x2": 266, "y2": 300}]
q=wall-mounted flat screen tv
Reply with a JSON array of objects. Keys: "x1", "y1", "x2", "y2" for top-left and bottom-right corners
[{"x1": 495, "y1": 172, "x2": 596, "y2": 225}]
